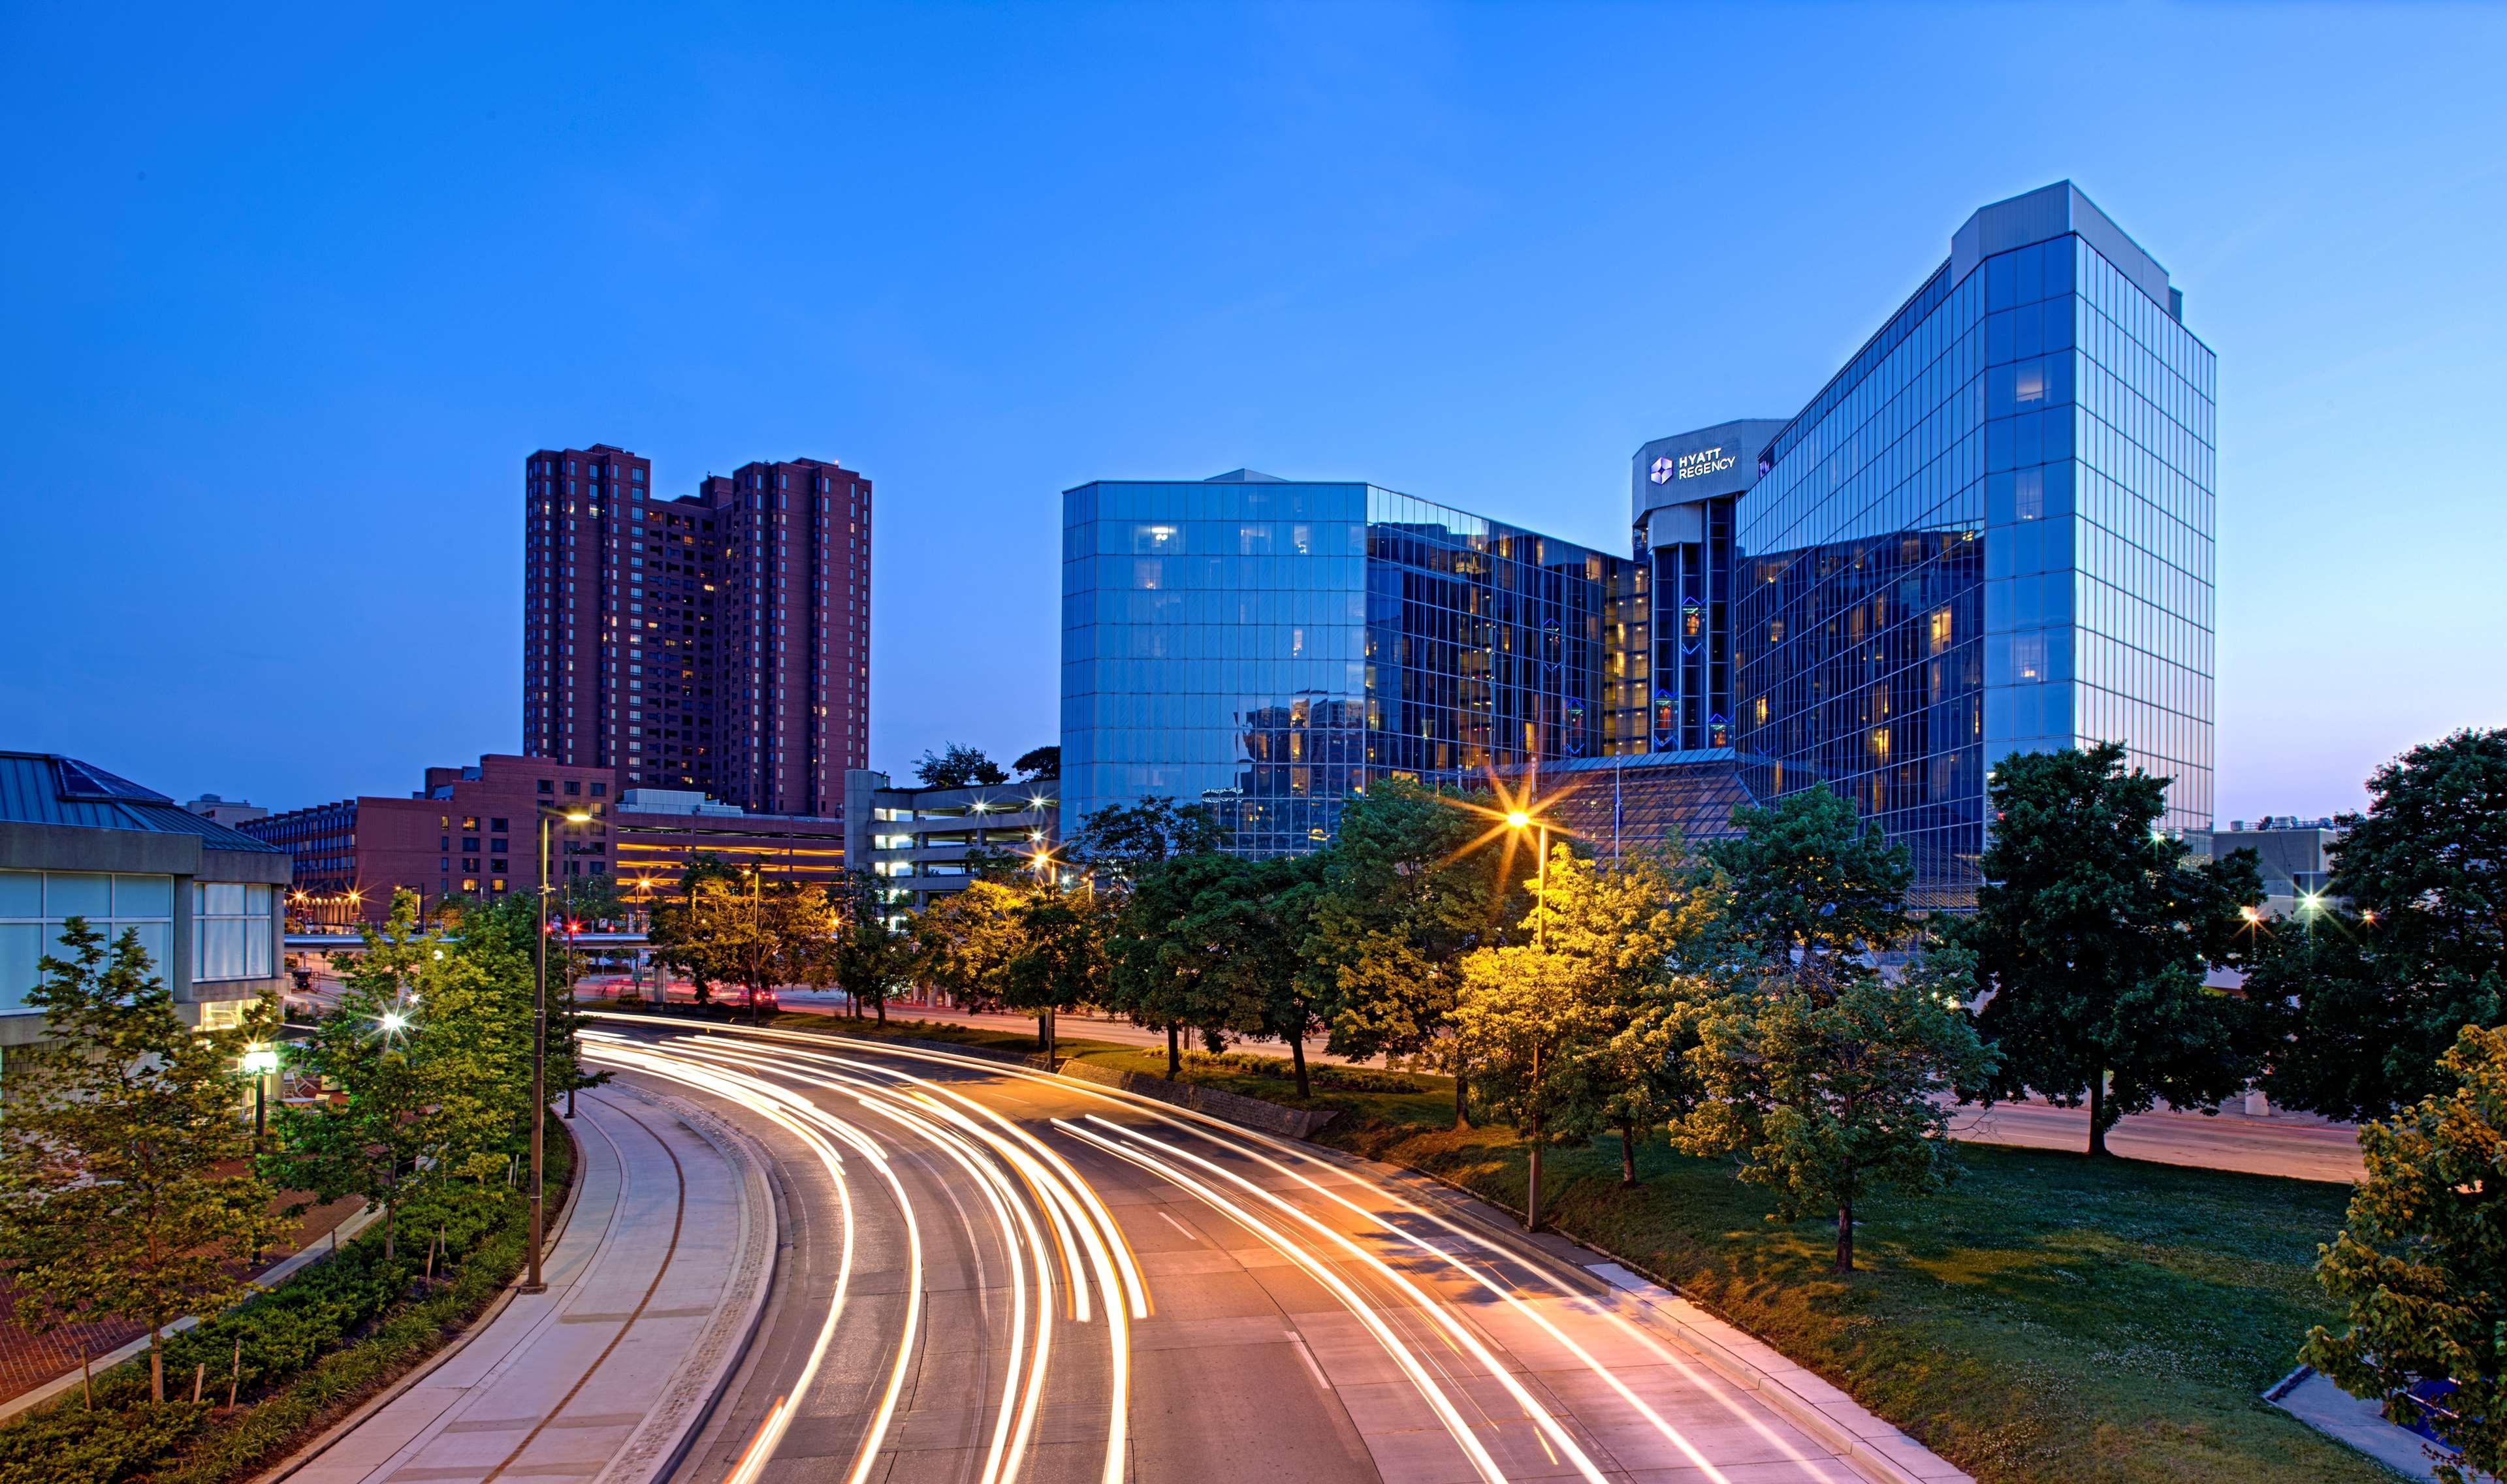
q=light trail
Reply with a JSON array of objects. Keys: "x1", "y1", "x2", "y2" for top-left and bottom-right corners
[
  {"x1": 645, "y1": 1035, "x2": 1095, "y2": 1484},
  {"x1": 578, "y1": 1036, "x2": 924, "y2": 1484},
  {"x1": 584, "y1": 1017, "x2": 1866, "y2": 1484},
  {"x1": 1066, "y1": 1116, "x2": 1616, "y2": 1484},
  {"x1": 1057, "y1": 1118, "x2": 1516, "y2": 1484},
  {"x1": 1124, "y1": 1103, "x2": 1853, "y2": 1481}
]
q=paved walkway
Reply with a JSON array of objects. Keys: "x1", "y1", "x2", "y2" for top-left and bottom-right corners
[{"x1": 281, "y1": 1084, "x2": 773, "y2": 1484}]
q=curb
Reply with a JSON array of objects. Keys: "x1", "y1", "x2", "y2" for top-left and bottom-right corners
[{"x1": 249, "y1": 1114, "x2": 590, "y2": 1484}]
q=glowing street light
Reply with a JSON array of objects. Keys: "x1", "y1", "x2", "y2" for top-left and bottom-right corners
[{"x1": 378, "y1": 1009, "x2": 409, "y2": 1033}]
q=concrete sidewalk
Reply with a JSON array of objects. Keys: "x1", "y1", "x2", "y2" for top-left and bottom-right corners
[{"x1": 274, "y1": 1082, "x2": 774, "y2": 1484}]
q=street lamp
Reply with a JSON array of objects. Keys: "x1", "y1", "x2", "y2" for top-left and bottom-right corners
[
  {"x1": 242, "y1": 1043, "x2": 280, "y2": 1146},
  {"x1": 527, "y1": 804, "x2": 591, "y2": 1293},
  {"x1": 1505, "y1": 809, "x2": 1550, "y2": 948}
]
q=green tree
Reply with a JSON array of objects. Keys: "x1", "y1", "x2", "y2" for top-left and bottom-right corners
[
  {"x1": 1012, "y1": 745, "x2": 1061, "y2": 781},
  {"x1": 2304, "y1": 1023, "x2": 2507, "y2": 1482},
  {"x1": 647, "y1": 876, "x2": 828, "y2": 1011},
  {"x1": 912, "y1": 876, "x2": 1029, "y2": 1011},
  {"x1": 827, "y1": 872, "x2": 916, "y2": 1025},
  {"x1": 1529, "y1": 843, "x2": 1729, "y2": 1184},
  {"x1": 1006, "y1": 882, "x2": 1114, "y2": 1058},
  {"x1": 1082, "y1": 798, "x2": 1229, "y2": 1075},
  {"x1": 1307, "y1": 778, "x2": 1511, "y2": 1126},
  {"x1": 1706, "y1": 784, "x2": 1912, "y2": 971},
  {"x1": 1196, "y1": 853, "x2": 1328, "y2": 1097},
  {"x1": 1966, "y1": 744, "x2": 2264, "y2": 1154},
  {"x1": 916, "y1": 742, "x2": 1008, "y2": 787},
  {"x1": 646, "y1": 851, "x2": 747, "y2": 1003},
  {"x1": 2259, "y1": 729, "x2": 2507, "y2": 1121},
  {"x1": 1676, "y1": 945, "x2": 1995, "y2": 1272},
  {"x1": 1453, "y1": 944, "x2": 1608, "y2": 1230},
  {"x1": 1106, "y1": 848, "x2": 1241, "y2": 1077},
  {"x1": 0, "y1": 920, "x2": 287, "y2": 1403},
  {"x1": 267, "y1": 892, "x2": 524, "y2": 1266}
]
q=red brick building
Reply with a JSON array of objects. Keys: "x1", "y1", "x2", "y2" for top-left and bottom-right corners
[
  {"x1": 521, "y1": 445, "x2": 870, "y2": 817},
  {"x1": 243, "y1": 754, "x2": 847, "y2": 926}
]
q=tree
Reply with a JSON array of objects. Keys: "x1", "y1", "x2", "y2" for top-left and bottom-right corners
[
  {"x1": 647, "y1": 852, "x2": 748, "y2": 1004},
  {"x1": 916, "y1": 742, "x2": 1008, "y2": 788},
  {"x1": 2259, "y1": 729, "x2": 2507, "y2": 1121},
  {"x1": 1707, "y1": 785, "x2": 1912, "y2": 971},
  {"x1": 912, "y1": 877, "x2": 1029, "y2": 1010},
  {"x1": 0, "y1": 919, "x2": 287, "y2": 1403},
  {"x1": 1306, "y1": 779, "x2": 1512, "y2": 1126},
  {"x1": 1676, "y1": 944, "x2": 1995, "y2": 1272},
  {"x1": 1529, "y1": 843, "x2": 1729, "y2": 1184},
  {"x1": 647, "y1": 876, "x2": 829, "y2": 1011},
  {"x1": 1012, "y1": 746, "x2": 1061, "y2": 781},
  {"x1": 267, "y1": 892, "x2": 526, "y2": 1267},
  {"x1": 1965, "y1": 744, "x2": 2264, "y2": 1155},
  {"x1": 1106, "y1": 848, "x2": 1241, "y2": 1077},
  {"x1": 2304, "y1": 1024, "x2": 2507, "y2": 1483},
  {"x1": 1080, "y1": 798, "x2": 1230, "y2": 1076},
  {"x1": 1192, "y1": 853, "x2": 1328, "y2": 1097},
  {"x1": 1005, "y1": 883, "x2": 1114, "y2": 1058},
  {"x1": 827, "y1": 872, "x2": 916, "y2": 1025},
  {"x1": 1453, "y1": 945, "x2": 1608, "y2": 1231}
]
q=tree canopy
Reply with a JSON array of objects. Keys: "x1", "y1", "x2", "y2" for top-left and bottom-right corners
[
  {"x1": 2258, "y1": 728, "x2": 2507, "y2": 1122},
  {"x1": 916, "y1": 742, "x2": 1009, "y2": 788},
  {"x1": 1963, "y1": 743, "x2": 2262, "y2": 1154}
]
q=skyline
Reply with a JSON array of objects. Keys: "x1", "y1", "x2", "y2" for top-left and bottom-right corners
[{"x1": 5, "y1": 5, "x2": 2502, "y2": 821}]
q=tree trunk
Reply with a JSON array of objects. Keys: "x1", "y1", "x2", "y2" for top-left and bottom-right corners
[
  {"x1": 1834, "y1": 1199, "x2": 1855, "y2": 1273},
  {"x1": 1164, "y1": 1021, "x2": 1181, "y2": 1079},
  {"x1": 1042, "y1": 1009, "x2": 1057, "y2": 1060},
  {"x1": 385, "y1": 1201, "x2": 395, "y2": 1261},
  {"x1": 874, "y1": 995, "x2": 886, "y2": 1026},
  {"x1": 1290, "y1": 1031, "x2": 1311, "y2": 1100},
  {"x1": 1619, "y1": 1119, "x2": 1638, "y2": 1188},
  {"x1": 1453, "y1": 1062, "x2": 1471, "y2": 1129},
  {"x1": 150, "y1": 1329, "x2": 163, "y2": 1404},
  {"x1": 2087, "y1": 1075, "x2": 2109, "y2": 1157},
  {"x1": 1527, "y1": 1131, "x2": 1544, "y2": 1233}
]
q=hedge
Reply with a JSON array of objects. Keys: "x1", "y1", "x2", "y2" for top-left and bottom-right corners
[{"x1": 0, "y1": 1115, "x2": 573, "y2": 1484}]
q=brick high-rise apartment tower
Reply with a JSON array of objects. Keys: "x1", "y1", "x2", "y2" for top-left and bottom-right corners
[{"x1": 522, "y1": 445, "x2": 871, "y2": 816}]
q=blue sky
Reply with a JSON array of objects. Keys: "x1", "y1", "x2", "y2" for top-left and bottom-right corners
[{"x1": 3, "y1": 3, "x2": 2499, "y2": 821}]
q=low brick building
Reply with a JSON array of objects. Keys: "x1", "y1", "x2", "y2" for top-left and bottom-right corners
[{"x1": 244, "y1": 753, "x2": 847, "y2": 926}]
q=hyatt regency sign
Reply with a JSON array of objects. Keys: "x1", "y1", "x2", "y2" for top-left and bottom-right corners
[{"x1": 1652, "y1": 446, "x2": 1738, "y2": 484}]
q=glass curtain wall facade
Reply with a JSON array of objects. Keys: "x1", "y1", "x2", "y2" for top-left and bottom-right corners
[
  {"x1": 1732, "y1": 182, "x2": 2215, "y2": 906},
  {"x1": 1062, "y1": 474, "x2": 1629, "y2": 854}
]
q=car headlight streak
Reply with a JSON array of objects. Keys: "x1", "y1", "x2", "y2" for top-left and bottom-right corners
[{"x1": 581, "y1": 1014, "x2": 1851, "y2": 1484}]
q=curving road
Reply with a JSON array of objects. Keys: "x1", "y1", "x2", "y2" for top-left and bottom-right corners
[{"x1": 579, "y1": 1018, "x2": 1952, "y2": 1484}]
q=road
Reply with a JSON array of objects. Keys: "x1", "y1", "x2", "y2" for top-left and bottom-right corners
[
  {"x1": 1941, "y1": 1097, "x2": 2364, "y2": 1184},
  {"x1": 581, "y1": 1018, "x2": 1960, "y2": 1484}
]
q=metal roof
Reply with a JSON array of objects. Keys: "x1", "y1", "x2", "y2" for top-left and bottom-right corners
[{"x1": 0, "y1": 751, "x2": 285, "y2": 853}]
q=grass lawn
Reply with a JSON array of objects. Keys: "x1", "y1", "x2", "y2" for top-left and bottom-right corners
[{"x1": 1074, "y1": 1047, "x2": 2387, "y2": 1484}]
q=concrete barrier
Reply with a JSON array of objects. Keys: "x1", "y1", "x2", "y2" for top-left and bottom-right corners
[{"x1": 1054, "y1": 1059, "x2": 1338, "y2": 1139}]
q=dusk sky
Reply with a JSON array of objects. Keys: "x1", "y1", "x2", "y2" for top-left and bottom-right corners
[{"x1": 4, "y1": 4, "x2": 2499, "y2": 823}]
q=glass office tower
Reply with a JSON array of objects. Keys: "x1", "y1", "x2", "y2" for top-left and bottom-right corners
[
  {"x1": 1731, "y1": 182, "x2": 2216, "y2": 905},
  {"x1": 1061, "y1": 471, "x2": 1629, "y2": 854}
]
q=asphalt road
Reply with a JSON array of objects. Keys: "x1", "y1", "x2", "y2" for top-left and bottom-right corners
[{"x1": 582, "y1": 1020, "x2": 1934, "y2": 1484}]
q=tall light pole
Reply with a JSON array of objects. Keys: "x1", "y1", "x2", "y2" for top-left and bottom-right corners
[
  {"x1": 528, "y1": 804, "x2": 590, "y2": 1294},
  {"x1": 1507, "y1": 809, "x2": 1550, "y2": 949}
]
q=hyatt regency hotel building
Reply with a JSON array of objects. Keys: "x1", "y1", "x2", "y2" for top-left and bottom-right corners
[{"x1": 1061, "y1": 183, "x2": 2216, "y2": 906}]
